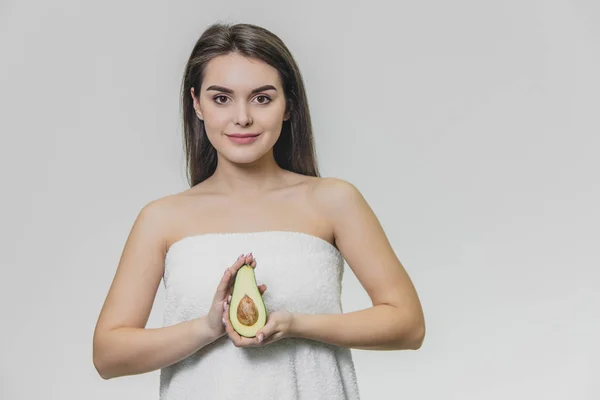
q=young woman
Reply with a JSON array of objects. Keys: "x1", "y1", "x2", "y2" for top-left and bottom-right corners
[{"x1": 93, "y1": 22, "x2": 425, "y2": 399}]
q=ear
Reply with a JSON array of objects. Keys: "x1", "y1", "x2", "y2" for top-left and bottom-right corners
[
  {"x1": 283, "y1": 100, "x2": 292, "y2": 121},
  {"x1": 190, "y1": 87, "x2": 204, "y2": 120}
]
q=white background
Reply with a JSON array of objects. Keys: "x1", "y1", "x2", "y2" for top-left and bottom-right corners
[{"x1": 1, "y1": 1, "x2": 599, "y2": 399}]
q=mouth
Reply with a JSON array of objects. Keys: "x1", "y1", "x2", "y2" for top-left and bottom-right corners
[{"x1": 225, "y1": 133, "x2": 261, "y2": 145}]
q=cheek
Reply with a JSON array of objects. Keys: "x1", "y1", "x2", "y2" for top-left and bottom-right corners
[
  {"x1": 203, "y1": 110, "x2": 229, "y2": 132},
  {"x1": 257, "y1": 105, "x2": 287, "y2": 128}
]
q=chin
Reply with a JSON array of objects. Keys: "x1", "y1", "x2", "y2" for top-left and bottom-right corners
[{"x1": 219, "y1": 147, "x2": 268, "y2": 165}]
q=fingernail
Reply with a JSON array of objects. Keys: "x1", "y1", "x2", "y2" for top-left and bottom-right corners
[
  {"x1": 222, "y1": 318, "x2": 226, "y2": 326},
  {"x1": 258, "y1": 333, "x2": 264, "y2": 342},
  {"x1": 228, "y1": 295, "x2": 232, "y2": 302},
  {"x1": 223, "y1": 302, "x2": 227, "y2": 311}
]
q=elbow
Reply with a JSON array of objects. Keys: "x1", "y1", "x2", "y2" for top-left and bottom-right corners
[
  {"x1": 409, "y1": 322, "x2": 426, "y2": 350},
  {"x1": 93, "y1": 333, "x2": 117, "y2": 380},
  {"x1": 94, "y1": 352, "x2": 124, "y2": 380},
  {"x1": 93, "y1": 348, "x2": 115, "y2": 380},
  {"x1": 94, "y1": 359, "x2": 110, "y2": 380},
  {"x1": 396, "y1": 310, "x2": 426, "y2": 351},
  {"x1": 408, "y1": 311, "x2": 426, "y2": 350}
]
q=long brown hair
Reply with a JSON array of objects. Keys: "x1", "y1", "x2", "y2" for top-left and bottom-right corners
[{"x1": 180, "y1": 22, "x2": 320, "y2": 187}]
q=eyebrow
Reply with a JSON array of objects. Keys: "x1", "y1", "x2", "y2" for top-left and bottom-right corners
[{"x1": 205, "y1": 85, "x2": 277, "y2": 95}]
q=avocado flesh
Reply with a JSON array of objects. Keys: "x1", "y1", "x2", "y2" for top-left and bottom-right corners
[{"x1": 229, "y1": 265, "x2": 267, "y2": 338}]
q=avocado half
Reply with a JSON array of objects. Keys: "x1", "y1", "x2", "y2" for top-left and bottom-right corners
[{"x1": 229, "y1": 264, "x2": 267, "y2": 338}]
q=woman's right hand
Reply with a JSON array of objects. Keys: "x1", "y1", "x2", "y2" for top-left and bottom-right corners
[{"x1": 207, "y1": 253, "x2": 266, "y2": 338}]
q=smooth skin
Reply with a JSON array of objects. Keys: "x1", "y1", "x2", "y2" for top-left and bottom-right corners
[
  {"x1": 94, "y1": 249, "x2": 262, "y2": 379},
  {"x1": 221, "y1": 178, "x2": 425, "y2": 350},
  {"x1": 93, "y1": 52, "x2": 425, "y2": 380}
]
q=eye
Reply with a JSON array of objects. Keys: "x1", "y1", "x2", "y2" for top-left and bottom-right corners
[
  {"x1": 213, "y1": 95, "x2": 229, "y2": 105},
  {"x1": 254, "y1": 95, "x2": 271, "y2": 104}
]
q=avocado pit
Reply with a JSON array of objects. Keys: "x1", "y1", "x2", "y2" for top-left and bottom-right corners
[{"x1": 237, "y1": 294, "x2": 259, "y2": 326}]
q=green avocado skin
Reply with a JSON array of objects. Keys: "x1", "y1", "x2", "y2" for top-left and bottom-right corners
[{"x1": 229, "y1": 265, "x2": 267, "y2": 338}]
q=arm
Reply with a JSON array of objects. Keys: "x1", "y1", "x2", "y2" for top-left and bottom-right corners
[
  {"x1": 291, "y1": 178, "x2": 425, "y2": 351},
  {"x1": 92, "y1": 199, "x2": 221, "y2": 380},
  {"x1": 96, "y1": 319, "x2": 220, "y2": 379}
]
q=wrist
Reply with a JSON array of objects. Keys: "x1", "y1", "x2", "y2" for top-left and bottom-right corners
[
  {"x1": 196, "y1": 316, "x2": 224, "y2": 344},
  {"x1": 287, "y1": 312, "x2": 301, "y2": 338}
]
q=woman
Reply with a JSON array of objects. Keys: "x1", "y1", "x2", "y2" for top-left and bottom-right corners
[{"x1": 93, "y1": 22, "x2": 425, "y2": 399}]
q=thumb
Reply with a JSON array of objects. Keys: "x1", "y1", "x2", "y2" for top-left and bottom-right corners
[
  {"x1": 258, "y1": 284, "x2": 267, "y2": 295},
  {"x1": 214, "y1": 268, "x2": 232, "y2": 301},
  {"x1": 256, "y1": 316, "x2": 276, "y2": 343}
]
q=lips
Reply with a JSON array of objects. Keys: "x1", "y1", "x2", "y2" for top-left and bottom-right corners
[
  {"x1": 226, "y1": 133, "x2": 261, "y2": 138},
  {"x1": 226, "y1": 133, "x2": 261, "y2": 145}
]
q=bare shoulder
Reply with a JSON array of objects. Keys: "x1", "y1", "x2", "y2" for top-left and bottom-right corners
[
  {"x1": 147, "y1": 185, "x2": 209, "y2": 216},
  {"x1": 307, "y1": 177, "x2": 366, "y2": 219},
  {"x1": 137, "y1": 195, "x2": 173, "y2": 221},
  {"x1": 135, "y1": 195, "x2": 179, "y2": 237},
  {"x1": 311, "y1": 176, "x2": 361, "y2": 195},
  {"x1": 126, "y1": 192, "x2": 195, "y2": 260},
  {"x1": 306, "y1": 176, "x2": 383, "y2": 249}
]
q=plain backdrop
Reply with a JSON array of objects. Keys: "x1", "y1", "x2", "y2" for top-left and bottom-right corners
[{"x1": 1, "y1": 1, "x2": 599, "y2": 399}]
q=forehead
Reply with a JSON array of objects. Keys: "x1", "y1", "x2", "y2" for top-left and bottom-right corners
[{"x1": 202, "y1": 53, "x2": 282, "y2": 91}]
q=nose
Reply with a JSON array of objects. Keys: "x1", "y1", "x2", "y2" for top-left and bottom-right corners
[{"x1": 234, "y1": 102, "x2": 252, "y2": 127}]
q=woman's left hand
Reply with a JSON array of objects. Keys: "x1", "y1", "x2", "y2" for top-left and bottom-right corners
[{"x1": 223, "y1": 300, "x2": 294, "y2": 347}]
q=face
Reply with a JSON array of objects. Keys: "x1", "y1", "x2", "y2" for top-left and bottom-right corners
[{"x1": 191, "y1": 52, "x2": 290, "y2": 165}]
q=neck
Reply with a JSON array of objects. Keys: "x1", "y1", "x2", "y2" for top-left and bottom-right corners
[{"x1": 209, "y1": 150, "x2": 287, "y2": 196}]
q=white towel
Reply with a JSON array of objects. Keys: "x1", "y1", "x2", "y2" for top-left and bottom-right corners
[{"x1": 160, "y1": 231, "x2": 361, "y2": 400}]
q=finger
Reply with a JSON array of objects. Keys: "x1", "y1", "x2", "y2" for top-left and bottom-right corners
[
  {"x1": 229, "y1": 254, "x2": 251, "y2": 279},
  {"x1": 255, "y1": 319, "x2": 275, "y2": 344},
  {"x1": 255, "y1": 325, "x2": 271, "y2": 342},
  {"x1": 258, "y1": 284, "x2": 267, "y2": 295},
  {"x1": 223, "y1": 315, "x2": 241, "y2": 345},
  {"x1": 223, "y1": 303, "x2": 249, "y2": 346},
  {"x1": 215, "y1": 266, "x2": 234, "y2": 298},
  {"x1": 223, "y1": 255, "x2": 248, "y2": 292},
  {"x1": 243, "y1": 253, "x2": 252, "y2": 267},
  {"x1": 215, "y1": 256, "x2": 246, "y2": 304},
  {"x1": 250, "y1": 258, "x2": 257, "y2": 268},
  {"x1": 223, "y1": 303, "x2": 237, "y2": 333},
  {"x1": 227, "y1": 253, "x2": 254, "y2": 289},
  {"x1": 228, "y1": 254, "x2": 247, "y2": 275},
  {"x1": 224, "y1": 302, "x2": 262, "y2": 347}
]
